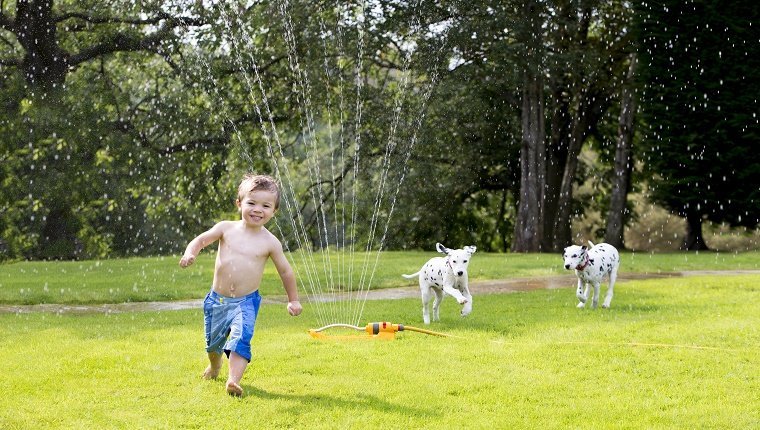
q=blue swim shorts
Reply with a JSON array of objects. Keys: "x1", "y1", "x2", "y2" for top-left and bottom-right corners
[{"x1": 203, "y1": 289, "x2": 262, "y2": 362}]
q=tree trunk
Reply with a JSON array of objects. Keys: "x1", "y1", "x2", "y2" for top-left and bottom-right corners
[
  {"x1": 542, "y1": 87, "x2": 571, "y2": 251},
  {"x1": 682, "y1": 213, "x2": 709, "y2": 250},
  {"x1": 551, "y1": 90, "x2": 590, "y2": 251},
  {"x1": 512, "y1": 71, "x2": 546, "y2": 252},
  {"x1": 512, "y1": 1, "x2": 546, "y2": 253},
  {"x1": 605, "y1": 54, "x2": 638, "y2": 249},
  {"x1": 16, "y1": 0, "x2": 69, "y2": 88},
  {"x1": 39, "y1": 206, "x2": 82, "y2": 260}
]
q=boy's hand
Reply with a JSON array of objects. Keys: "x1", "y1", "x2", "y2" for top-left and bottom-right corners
[
  {"x1": 287, "y1": 301, "x2": 302, "y2": 316},
  {"x1": 179, "y1": 254, "x2": 196, "y2": 268}
]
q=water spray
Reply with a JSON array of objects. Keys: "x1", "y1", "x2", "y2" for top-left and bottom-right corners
[{"x1": 309, "y1": 321, "x2": 452, "y2": 340}]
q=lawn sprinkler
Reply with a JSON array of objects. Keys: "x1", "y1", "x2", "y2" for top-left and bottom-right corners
[{"x1": 309, "y1": 321, "x2": 451, "y2": 340}]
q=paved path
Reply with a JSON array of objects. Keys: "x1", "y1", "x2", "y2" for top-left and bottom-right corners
[{"x1": 2, "y1": 270, "x2": 758, "y2": 314}]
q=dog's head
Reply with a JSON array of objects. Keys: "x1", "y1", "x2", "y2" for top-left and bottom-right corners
[
  {"x1": 436, "y1": 243, "x2": 477, "y2": 277},
  {"x1": 562, "y1": 245, "x2": 588, "y2": 270}
]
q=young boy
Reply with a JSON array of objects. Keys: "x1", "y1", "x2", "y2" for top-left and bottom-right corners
[{"x1": 179, "y1": 173, "x2": 302, "y2": 396}]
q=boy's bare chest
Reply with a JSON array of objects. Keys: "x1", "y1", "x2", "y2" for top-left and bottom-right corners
[{"x1": 220, "y1": 237, "x2": 268, "y2": 260}]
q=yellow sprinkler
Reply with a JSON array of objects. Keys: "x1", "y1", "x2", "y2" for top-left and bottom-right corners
[{"x1": 309, "y1": 321, "x2": 451, "y2": 340}]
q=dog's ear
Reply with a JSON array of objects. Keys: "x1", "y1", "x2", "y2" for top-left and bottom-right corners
[
  {"x1": 436, "y1": 243, "x2": 449, "y2": 254},
  {"x1": 465, "y1": 246, "x2": 477, "y2": 254}
]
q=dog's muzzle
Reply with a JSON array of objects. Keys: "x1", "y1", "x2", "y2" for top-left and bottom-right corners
[
  {"x1": 456, "y1": 271, "x2": 464, "y2": 276},
  {"x1": 564, "y1": 264, "x2": 571, "y2": 270}
]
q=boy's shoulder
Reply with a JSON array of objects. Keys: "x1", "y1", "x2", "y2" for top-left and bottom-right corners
[
  {"x1": 260, "y1": 226, "x2": 281, "y2": 241},
  {"x1": 213, "y1": 220, "x2": 240, "y2": 231}
]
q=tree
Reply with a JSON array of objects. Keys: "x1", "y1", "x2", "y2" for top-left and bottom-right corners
[
  {"x1": 0, "y1": 0, "x2": 201, "y2": 90},
  {"x1": 352, "y1": 0, "x2": 637, "y2": 252},
  {"x1": 544, "y1": 0, "x2": 635, "y2": 251},
  {"x1": 0, "y1": 1, "x2": 288, "y2": 259},
  {"x1": 637, "y1": 0, "x2": 760, "y2": 250},
  {"x1": 605, "y1": 53, "x2": 638, "y2": 248}
]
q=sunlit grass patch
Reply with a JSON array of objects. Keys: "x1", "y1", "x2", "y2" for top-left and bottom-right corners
[
  {"x1": 1, "y1": 251, "x2": 759, "y2": 305},
  {"x1": 0, "y1": 274, "x2": 757, "y2": 429}
]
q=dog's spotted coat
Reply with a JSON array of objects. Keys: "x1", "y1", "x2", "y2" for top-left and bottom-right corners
[
  {"x1": 403, "y1": 243, "x2": 476, "y2": 324},
  {"x1": 563, "y1": 241, "x2": 620, "y2": 309}
]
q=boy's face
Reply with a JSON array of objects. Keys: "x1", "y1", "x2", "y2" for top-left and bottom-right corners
[{"x1": 237, "y1": 190, "x2": 277, "y2": 227}]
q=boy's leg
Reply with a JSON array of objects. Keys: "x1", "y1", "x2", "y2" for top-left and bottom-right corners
[
  {"x1": 226, "y1": 352, "x2": 248, "y2": 396},
  {"x1": 203, "y1": 352, "x2": 223, "y2": 379}
]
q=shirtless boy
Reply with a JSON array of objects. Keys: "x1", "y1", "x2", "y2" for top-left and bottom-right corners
[{"x1": 179, "y1": 174, "x2": 302, "y2": 396}]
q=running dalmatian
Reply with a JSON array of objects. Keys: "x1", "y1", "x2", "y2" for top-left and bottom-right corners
[
  {"x1": 402, "y1": 243, "x2": 476, "y2": 324},
  {"x1": 563, "y1": 241, "x2": 620, "y2": 309}
]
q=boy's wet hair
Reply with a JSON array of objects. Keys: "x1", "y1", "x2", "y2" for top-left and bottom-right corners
[{"x1": 238, "y1": 174, "x2": 280, "y2": 209}]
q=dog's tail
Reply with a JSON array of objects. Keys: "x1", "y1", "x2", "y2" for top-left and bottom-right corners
[
  {"x1": 587, "y1": 240, "x2": 596, "y2": 248},
  {"x1": 401, "y1": 271, "x2": 420, "y2": 279}
]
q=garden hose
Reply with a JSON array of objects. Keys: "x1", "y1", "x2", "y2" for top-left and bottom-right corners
[{"x1": 309, "y1": 321, "x2": 451, "y2": 340}]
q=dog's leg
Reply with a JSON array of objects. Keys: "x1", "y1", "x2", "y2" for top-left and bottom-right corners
[
  {"x1": 576, "y1": 279, "x2": 586, "y2": 307},
  {"x1": 432, "y1": 288, "x2": 444, "y2": 322},
  {"x1": 442, "y1": 284, "x2": 468, "y2": 304},
  {"x1": 461, "y1": 284, "x2": 473, "y2": 317},
  {"x1": 602, "y1": 267, "x2": 618, "y2": 309},
  {"x1": 591, "y1": 282, "x2": 600, "y2": 308},
  {"x1": 421, "y1": 285, "x2": 433, "y2": 325}
]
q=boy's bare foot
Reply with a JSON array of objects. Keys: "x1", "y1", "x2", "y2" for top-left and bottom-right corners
[
  {"x1": 226, "y1": 381, "x2": 243, "y2": 397},
  {"x1": 202, "y1": 365, "x2": 220, "y2": 380}
]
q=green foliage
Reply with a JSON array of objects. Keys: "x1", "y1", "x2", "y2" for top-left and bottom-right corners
[
  {"x1": 636, "y1": 0, "x2": 760, "y2": 227},
  {"x1": 1, "y1": 0, "x2": 756, "y2": 261}
]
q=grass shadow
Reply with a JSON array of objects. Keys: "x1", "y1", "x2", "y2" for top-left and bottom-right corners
[{"x1": 242, "y1": 385, "x2": 438, "y2": 417}]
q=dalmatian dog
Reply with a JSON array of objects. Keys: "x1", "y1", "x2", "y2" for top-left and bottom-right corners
[
  {"x1": 402, "y1": 243, "x2": 477, "y2": 324},
  {"x1": 563, "y1": 241, "x2": 620, "y2": 309}
]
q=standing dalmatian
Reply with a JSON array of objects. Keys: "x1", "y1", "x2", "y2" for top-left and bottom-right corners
[{"x1": 563, "y1": 241, "x2": 620, "y2": 309}]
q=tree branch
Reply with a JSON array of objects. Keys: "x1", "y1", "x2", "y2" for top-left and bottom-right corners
[
  {"x1": 68, "y1": 28, "x2": 168, "y2": 66},
  {"x1": 67, "y1": 16, "x2": 204, "y2": 67},
  {"x1": 55, "y1": 12, "x2": 168, "y2": 25}
]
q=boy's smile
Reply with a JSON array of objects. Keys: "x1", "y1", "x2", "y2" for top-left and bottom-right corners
[{"x1": 238, "y1": 190, "x2": 277, "y2": 227}]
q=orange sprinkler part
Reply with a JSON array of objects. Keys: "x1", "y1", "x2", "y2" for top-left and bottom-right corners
[{"x1": 308, "y1": 322, "x2": 450, "y2": 340}]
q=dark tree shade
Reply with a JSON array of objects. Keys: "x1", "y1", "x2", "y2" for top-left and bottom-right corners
[{"x1": 636, "y1": 0, "x2": 760, "y2": 248}]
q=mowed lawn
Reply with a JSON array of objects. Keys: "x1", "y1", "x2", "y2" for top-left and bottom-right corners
[
  {"x1": 0, "y1": 269, "x2": 758, "y2": 428},
  {"x1": 1, "y1": 250, "x2": 759, "y2": 304}
]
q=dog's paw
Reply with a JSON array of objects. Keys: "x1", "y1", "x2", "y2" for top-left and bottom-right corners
[
  {"x1": 602, "y1": 303, "x2": 610, "y2": 309},
  {"x1": 576, "y1": 302, "x2": 586, "y2": 308}
]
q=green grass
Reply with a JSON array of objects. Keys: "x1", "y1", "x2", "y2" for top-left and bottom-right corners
[
  {"x1": 2, "y1": 250, "x2": 759, "y2": 305},
  {"x1": 1, "y1": 274, "x2": 758, "y2": 429}
]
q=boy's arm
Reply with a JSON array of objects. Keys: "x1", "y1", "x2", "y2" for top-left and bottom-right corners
[
  {"x1": 179, "y1": 222, "x2": 225, "y2": 268},
  {"x1": 270, "y1": 239, "x2": 302, "y2": 316}
]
